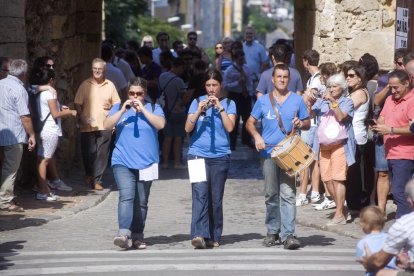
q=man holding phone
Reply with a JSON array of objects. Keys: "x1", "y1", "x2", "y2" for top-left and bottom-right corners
[{"x1": 372, "y1": 69, "x2": 414, "y2": 219}]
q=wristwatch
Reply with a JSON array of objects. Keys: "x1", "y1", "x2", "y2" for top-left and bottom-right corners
[
  {"x1": 331, "y1": 101, "x2": 339, "y2": 108},
  {"x1": 218, "y1": 107, "x2": 225, "y2": 113}
]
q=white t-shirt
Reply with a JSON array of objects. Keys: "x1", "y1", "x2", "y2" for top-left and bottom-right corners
[
  {"x1": 105, "y1": 63, "x2": 128, "y2": 92},
  {"x1": 307, "y1": 71, "x2": 325, "y2": 126},
  {"x1": 37, "y1": 90, "x2": 62, "y2": 136}
]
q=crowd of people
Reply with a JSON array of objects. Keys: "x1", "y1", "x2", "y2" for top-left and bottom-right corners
[{"x1": 1, "y1": 26, "x2": 414, "y2": 273}]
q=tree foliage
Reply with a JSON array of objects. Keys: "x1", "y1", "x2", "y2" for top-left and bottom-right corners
[
  {"x1": 136, "y1": 16, "x2": 185, "y2": 47},
  {"x1": 247, "y1": 8, "x2": 278, "y2": 35},
  {"x1": 104, "y1": 0, "x2": 147, "y2": 45}
]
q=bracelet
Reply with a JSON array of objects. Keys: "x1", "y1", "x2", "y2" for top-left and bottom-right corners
[
  {"x1": 390, "y1": 127, "x2": 394, "y2": 134},
  {"x1": 218, "y1": 107, "x2": 225, "y2": 113}
]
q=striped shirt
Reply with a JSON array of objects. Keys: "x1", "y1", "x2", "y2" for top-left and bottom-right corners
[
  {"x1": 0, "y1": 75, "x2": 30, "y2": 146},
  {"x1": 383, "y1": 211, "x2": 414, "y2": 260}
]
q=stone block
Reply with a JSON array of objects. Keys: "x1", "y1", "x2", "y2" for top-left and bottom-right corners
[
  {"x1": 339, "y1": 0, "x2": 380, "y2": 12},
  {"x1": 0, "y1": 18, "x2": 26, "y2": 43},
  {"x1": 76, "y1": 0, "x2": 102, "y2": 12},
  {"x1": 52, "y1": 16, "x2": 68, "y2": 39},
  {"x1": 0, "y1": 0, "x2": 25, "y2": 17},
  {"x1": 354, "y1": 11, "x2": 382, "y2": 31},
  {"x1": 334, "y1": 12, "x2": 354, "y2": 39},
  {"x1": 0, "y1": 43, "x2": 27, "y2": 59},
  {"x1": 62, "y1": 36, "x2": 83, "y2": 68},
  {"x1": 347, "y1": 31, "x2": 394, "y2": 70},
  {"x1": 382, "y1": 9, "x2": 395, "y2": 27}
]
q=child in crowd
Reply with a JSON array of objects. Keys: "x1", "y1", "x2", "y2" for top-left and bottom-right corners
[{"x1": 356, "y1": 206, "x2": 397, "y2": 276}]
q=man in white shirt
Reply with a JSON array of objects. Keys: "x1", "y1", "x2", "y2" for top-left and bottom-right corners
[{"x1": 101, "y1": 44, "x2": 128, "y2": 102}]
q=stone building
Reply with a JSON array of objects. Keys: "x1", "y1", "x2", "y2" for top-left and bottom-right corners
[{"x1": 0, "y1": 0, "x2": 400, "y2": 186}]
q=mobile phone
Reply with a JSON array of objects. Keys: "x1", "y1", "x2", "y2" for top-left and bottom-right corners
[{"x1": 367, "y1": 119, "x2": 376, "y2": 126}]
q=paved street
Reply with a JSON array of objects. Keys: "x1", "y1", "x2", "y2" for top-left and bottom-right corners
[{"x1": 0, "y1": 144, "x2": 376, "y2": 275}]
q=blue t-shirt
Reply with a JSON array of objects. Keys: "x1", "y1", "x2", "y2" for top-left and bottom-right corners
[
  {"x1": 250, "y1": 92, "x2": 309, "y2": 158},
  {"x1": 256, "y1": 67, "x2": 303, "y2": 95},
  {"x1": 188, "y1": 95, "x2": 237, "y2": 158},
  {"x1": 108, "y1": 102, "x2": 164, "y2": 170},
  {"x1": 356, "y1": 232, "x2": 397, "y2": 276}
]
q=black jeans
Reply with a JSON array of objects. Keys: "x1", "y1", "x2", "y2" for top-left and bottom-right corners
[
  {"x1": 80, "y1": 130, "x2": 112, "y2": 185},
  {"x1": 228, "y1": 92, "x2": 252, "y2": 149}
]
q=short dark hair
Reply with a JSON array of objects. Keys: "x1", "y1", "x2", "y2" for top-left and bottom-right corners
[
  {"x1": 0, "y1": 56, "x2": 10, "y2": 67},
  {"x1": 172, "y1": 40, "x2": 183, "y2": 49},
  {"x1": 187, "y1": 31, "x2": 197, "y2": 38},
  {"x1": 340, "y1": 60, "x2": 359, "y2": 75},
  {"x1": 403, "y1": 52, "x2": 414, "y2": 66},
  {"x1": 359, "y1": 53, "x2": 379, "y2": 81},
  {"x1": 172, "y1": 57, "x2": 185, "y2": 68},
  {"x1": 303, "y1": 49, "x2": 319, "y2": 66},
  {"x1": 270, "y1": 43, "x2": 290, "y2": 64},
  {"x1": 395, "y1": 48, "x2": 409, "y2": 62},
  {"x1": 389, "y1": 69, "x2": 409, "y2": 83},
  {"x1": 272, "y1": 63, "x2": 290, "y2": 77},
  {"x1": 129, "y1": 77, "x2": 147, "y2": 92},
  {"x1": 137, "y1": 46, "x2": 153, "y2": 59},
  {"x1": 156, "y1": 32, "x2": 169, "y2": 41},
  {"x1": 204, "y1": 68, "x2": 223, "y2": 84},
  {"x1": 319, "y1": 62, "x2": 337, "y2": 77},
  {"x1": 101, "y1": 44, "x2": 113, "y2": 62}
]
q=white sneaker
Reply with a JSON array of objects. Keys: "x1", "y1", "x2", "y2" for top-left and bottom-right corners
[
  {"x1": 296, "y1": 195, "x2": 309, "y2": 206},
  {"x1": 310, "y1": 193, "x2": 321, "y2": 203},
  {"x1": 48, "y1": 180, "x2": 72, "y2": 191},
  {"x1": 314, "y1": 198, "x2": 336, "y2": 210},
  {"x1": 36, "y1": 193, "x2": 58, "y2": 201}
]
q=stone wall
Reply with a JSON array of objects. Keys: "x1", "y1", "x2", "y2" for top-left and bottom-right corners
[
  {"x1": 295, "y1": 0, "x2": 396, "y2": 76},
  {"x1": 1, "y1": 0, "x2": 103, "y2": 187}
]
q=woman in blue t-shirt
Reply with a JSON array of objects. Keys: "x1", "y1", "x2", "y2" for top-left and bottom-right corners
[
  {"x1": 185, "y1": 69, "x2": 237, "y2": 249},
  {"x1": 104, "y1": 77, "x2": 165, "y2": 250}
]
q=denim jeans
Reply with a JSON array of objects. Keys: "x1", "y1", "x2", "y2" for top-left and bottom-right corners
[
  {"x1": 189, "y1": 154, "x2": 230, "y2": 243},
  {"x1": 261, "y1": 158, "x2": 297, "y2": 242},
  {"x1": 113, "y1": 165, "x2": 152, "y2": 238},
  {"x1": 80, "y1": 130, "x2": 112, "y2": 185},
  {"x1": 388, "y1": 159, "x2": 414, "y2": 218}
]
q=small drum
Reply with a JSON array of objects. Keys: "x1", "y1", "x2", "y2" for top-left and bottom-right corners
[{"x1": 270, "y1": 134, "x2": 315, "y2": 177}]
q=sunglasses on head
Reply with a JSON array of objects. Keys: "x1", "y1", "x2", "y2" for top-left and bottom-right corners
[
  {"x1": 346, "y1": 73, "x2": 356, "y2": 78},
  {"x1": 129, "y1": 91, "x2": 144, "y2": 97}
]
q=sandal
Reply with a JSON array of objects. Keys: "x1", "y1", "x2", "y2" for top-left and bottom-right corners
[{"x1": 1, "y1": 204, "x2": 24, "y2": 212}]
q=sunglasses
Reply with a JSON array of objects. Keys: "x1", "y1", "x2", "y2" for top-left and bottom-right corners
[
  {"x1": 396, "y1": 61, "x2": 403, "y2": 66},
  {"x1": 129, "y1": 91, "x2": 144, "y2": 97},
  {"x1": 215, "y1": 46, "x2": 223, "y2": 49},
  {"x1": 46, "y1": 64, "x2": 54, "y2": 68},
  {"x1": 188, "y1": 37, "x2": 197, "y2": 41},
  {"x1": 346, "y1": 73, "x2": 356, "y2": 78}
]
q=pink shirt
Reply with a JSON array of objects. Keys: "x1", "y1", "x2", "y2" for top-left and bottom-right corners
[{"x1": 380, "y1": 90, "x2": 414, "y2": 160}]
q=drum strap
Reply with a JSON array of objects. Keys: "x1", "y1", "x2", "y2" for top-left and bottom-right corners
[{"x1": 269, "y1": 92, "x2": 288, "y2": 135}]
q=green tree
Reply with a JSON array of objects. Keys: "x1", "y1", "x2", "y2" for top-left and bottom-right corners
[
  {"x1": 104, "y1": 0, "x2": 147, "y2": 45},
  {"x1": 136, "y1": 16, "x2": 185, "y2": 47}
]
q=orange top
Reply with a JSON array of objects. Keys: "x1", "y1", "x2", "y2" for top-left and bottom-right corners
[{"x1": 74, "y1": 78, "x2": 121, "y2": 132}]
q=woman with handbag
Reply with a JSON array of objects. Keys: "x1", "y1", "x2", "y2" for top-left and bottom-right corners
[
  {"x1": 185, "y1": 69, "x2": 237, "y2": 249},
  {"x1": 310, "y1": 73, "x2": 356, "y2": 225}
]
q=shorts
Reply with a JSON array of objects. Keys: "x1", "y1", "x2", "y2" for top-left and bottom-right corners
[
  {"x1": 319, "y1": 144, "x2": 347, "y2": 182},
  {"x1": 163, "y1": 112, "x2": 186, "y2": 137},
  {"x1": 301, "y1": 125, "x2": 317, "y2": 147},
  {"x1": 374, "y1": 141, "x2": 389, "y2": 172},
  {"x1": 397, "y1": 271, "x2": 414, "y2": 276},
  {"x1": 37, "y1": 131, "x2": 59, "y2": 158}
]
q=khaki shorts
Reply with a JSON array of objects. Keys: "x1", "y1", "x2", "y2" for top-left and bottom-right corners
[{"x1": 319, "y1": 144, "x2": 347, "y2": 182}]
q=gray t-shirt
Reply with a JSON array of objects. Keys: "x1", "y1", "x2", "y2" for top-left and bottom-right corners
[
  {"x1": 158, "y1": 71, "x2": 186, "y2": 114},
  {"x1": 256, "y1": 66, "x2": 303, "y2": 95}
]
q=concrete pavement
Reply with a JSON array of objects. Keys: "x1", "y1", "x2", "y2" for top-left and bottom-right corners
[{"x1": 0, "y1": 143, "x2": 397, "y2": 239}]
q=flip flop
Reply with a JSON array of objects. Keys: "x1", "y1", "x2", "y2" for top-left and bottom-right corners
[{"x1": 1, "y1": 204, "x2": 24, "y2": 212}]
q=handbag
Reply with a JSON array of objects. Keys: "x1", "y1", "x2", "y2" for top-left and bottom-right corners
[{"x1": 317, "y1": 109, "x2": 347, "y2": 145}]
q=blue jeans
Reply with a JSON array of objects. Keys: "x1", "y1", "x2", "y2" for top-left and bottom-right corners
[
  {"x1": 113, "y1": 165, "x2": 152, "y2": 238},
  {"x1": 261, "y1": 158, "x2": 297, "y2": 242},
  {"x1": 388, "y1": 159, "x2": 414, "y2": 218},
  {"x1": 189, "y1": 154, "x2": 230, "y2": 243}
]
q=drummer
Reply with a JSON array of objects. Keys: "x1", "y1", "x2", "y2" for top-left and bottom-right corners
[{"x1": 246, "y1": 63, "x2": 310, "y2": 250}]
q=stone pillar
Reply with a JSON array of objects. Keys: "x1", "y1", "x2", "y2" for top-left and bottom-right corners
[
  {"x1": 0, "y1": 0, "x2": 27, "y2": 58},
  {"x1": 295, "y1": 0, "x2": 396, "y2": 79}
]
